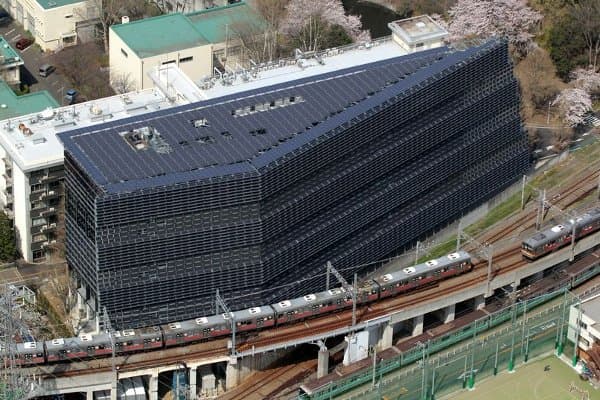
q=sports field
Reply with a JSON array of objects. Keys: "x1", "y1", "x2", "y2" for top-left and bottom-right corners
[{"x1": 446, "y1": 356, "x2": 600, "y2": 400}]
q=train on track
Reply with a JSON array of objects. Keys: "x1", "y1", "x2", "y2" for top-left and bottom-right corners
[
  {"x1": 6, "y1": 208, "x2": 600, "y2": 367},
  {"x1": 4, "y1": 251, "x2": 473, "y2": 366},
  {"x1": 521, "y1": 207, "x2": 600, "y2": 259}
]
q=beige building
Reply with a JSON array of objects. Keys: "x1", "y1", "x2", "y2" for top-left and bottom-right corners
[
  {"x1": 109, "y1": 2, "x2": 263, "y2": 91},
  {"x1": 0, "y1": 0, "x2": 98, "y2": 51}
]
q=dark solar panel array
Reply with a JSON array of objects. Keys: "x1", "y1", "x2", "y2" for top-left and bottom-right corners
[{"x1": 59, "y1": 47, "x2": 450, "y2": 192}]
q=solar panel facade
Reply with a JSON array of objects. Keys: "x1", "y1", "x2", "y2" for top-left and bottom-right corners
[{"x1": 62, "y1": 39, "x2": 529, "y2": 329}]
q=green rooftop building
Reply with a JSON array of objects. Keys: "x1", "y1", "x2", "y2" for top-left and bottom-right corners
[{"x1": 109, "y1": 2, "x2": 264, "y2": 90}]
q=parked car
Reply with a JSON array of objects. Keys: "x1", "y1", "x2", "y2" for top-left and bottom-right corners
[
  {"x1": 65, "y1": 89, "x2": 78, "y2": 105},
  {"x1": 15, "y1": 37, "x2": 32, "y2": 50},
  {"x1": 39, "y1": 64, "x2": 55, "y2": 77}
]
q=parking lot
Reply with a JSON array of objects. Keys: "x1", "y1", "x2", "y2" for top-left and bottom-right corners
[{"x1": 0, "y1": 15, "x2": 72, "y2": 105}]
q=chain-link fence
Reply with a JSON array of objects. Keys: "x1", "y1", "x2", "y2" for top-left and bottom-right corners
[{"x1": 301, "y1": 289, "x2": 581, "y2": 400}]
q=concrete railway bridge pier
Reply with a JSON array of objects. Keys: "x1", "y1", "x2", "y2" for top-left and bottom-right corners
[{"x1": 29, "y1": 230, "x2": 600, "y2": 400}]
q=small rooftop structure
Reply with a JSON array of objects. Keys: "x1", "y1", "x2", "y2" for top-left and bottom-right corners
[
  {"x1": 388, "y1": 15, "x2": 448, "y2": 53},
  {"x1": 0, "y1": 81, "x2": 58, "y2": 121}
]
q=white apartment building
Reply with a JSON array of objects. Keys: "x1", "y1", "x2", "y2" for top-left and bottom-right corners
[
  {"x1": 0, "y1": 0, "x2": 98, "y2": 51},
  {"x1": 0, "y1": 69, "x2": 202, "y2": 261}
]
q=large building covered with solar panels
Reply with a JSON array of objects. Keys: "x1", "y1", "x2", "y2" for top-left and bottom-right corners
[{"x1": 60, "y1": 19, "x2": 530, "y2": 328}]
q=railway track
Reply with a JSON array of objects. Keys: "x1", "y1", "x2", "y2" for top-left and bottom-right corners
[{"x1": 28, "y1": 163, "x2": 600, "y2": 381}]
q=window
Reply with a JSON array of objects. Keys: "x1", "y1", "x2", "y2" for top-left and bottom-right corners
[
  {"x1": 32, "y1": 234, "x2": 45, "y2": 242},
  {"x1": 121, "y1": 48, "x2": 128, "y2": 58},
  {"x1": 32, "y1": 218, "x2": 45, "y2": 226},
  {"x1": 162, "y1": 60, "x2": 175, "y2": 65},
  {"x1": 32, "y1": 250, "x2": 45, "y2": 260},
  {"x1": 32, "y1": 201, "x2": 44, "y2": 210},
  {"x1": 179, "y1": 56, "x2": 193, "y2": 63},
  {"x1": 64, "y1": 14, "x2": 73, "y2": 18},
  {"x1": 30, "y1": 184, "x2": 42, "y2": 192}
]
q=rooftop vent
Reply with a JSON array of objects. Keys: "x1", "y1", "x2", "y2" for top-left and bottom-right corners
[
  {"x1": 192, "y1": 118, "x2": 209, "y2": 128},
  {"x1": 121, "y1": 126, "x2": 172, "y2": 154}
]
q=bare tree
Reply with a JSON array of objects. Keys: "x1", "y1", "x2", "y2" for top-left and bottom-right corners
[
  {"x1": 84, "y1": 0, "x2": 162, "y2": 53},
  {"x1": 570, "y1": 0, "x2": 600, "y2": 70},
  {"x1": 111, "y1": 72, "x2": 135, "y2": 94}
]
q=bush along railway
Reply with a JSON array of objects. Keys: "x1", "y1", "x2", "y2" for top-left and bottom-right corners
[{"x1": 5, "y1": 207, "x2": 600, "y2": 366}]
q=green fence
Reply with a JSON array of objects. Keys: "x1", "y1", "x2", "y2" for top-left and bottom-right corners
[{"x1": 301, "y1": 289, "x2": 582, "y2": 400}]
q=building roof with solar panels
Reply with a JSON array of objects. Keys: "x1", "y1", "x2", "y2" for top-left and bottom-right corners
[{"x1": 57, "y1": 42, "x2": 499, "y2": 196}]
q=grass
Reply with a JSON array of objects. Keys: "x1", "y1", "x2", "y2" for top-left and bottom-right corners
[
  {"x1": 446, "y1": 356, "x2": 600, "y2": 400},
  {"x1": 415, "y1": 139, "x2": 600, "y2": 263}
]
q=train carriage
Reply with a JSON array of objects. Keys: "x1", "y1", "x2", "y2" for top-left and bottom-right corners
[
  {"x1": 14, "y1": 342, "x2": 45, "y2": 365},
  {"x1": 521, "y1": 224, "x2": 573, "y2": 259},
  {"x1": 232, "y1": 306, "x2": 275, "y2": 332},
  {"x1": 113, "y1": 326, "x2": 162, "y2": 353},
  {"x1": 375, "y1": 251, "x2": 471, "y2": 299},
  {"x1": 272, "y1": 287, "x2": 353, "y2": 325},
  {"x1": 45, "y1": 334, "x2": 113, "y2": 362},
  {"x1": 162, "y1": 315, "x2": 231, "y2": 347}
]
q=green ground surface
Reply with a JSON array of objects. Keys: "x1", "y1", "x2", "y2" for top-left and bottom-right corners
[{"x1": 446, "y1": 356, "x2": 599, "y2": 400}]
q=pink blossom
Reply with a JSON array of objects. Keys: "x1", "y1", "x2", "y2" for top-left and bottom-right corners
[{"x1": 552, "y1": 88, "x2": 592, "y2": 127}]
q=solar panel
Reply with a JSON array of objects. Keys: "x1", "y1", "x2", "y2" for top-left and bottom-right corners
[{"x1": 59, "y1": 43, "x2": 492, "y2": 193}]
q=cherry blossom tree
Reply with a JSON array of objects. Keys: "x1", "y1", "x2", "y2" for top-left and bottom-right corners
[
  {"x1": 570, "y1": 67, "x2": 600, "y2": 95},
  {"x1": 445, "y1": 0, "x2": 542, "y2": 55},
  {"x1": 552, "y1": 88, "x2": 592, "y2": 127},
  {"x1": 280, "y1": 0, "x2": 370, "y2": 52}
]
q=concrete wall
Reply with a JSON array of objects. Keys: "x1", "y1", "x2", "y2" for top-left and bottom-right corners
[
  {"x1": 12, "y1": 164, "x2": 29, "y2": 260},
  {"x1": 109, "y1": 29, "x2": 213, "y2": 91}
]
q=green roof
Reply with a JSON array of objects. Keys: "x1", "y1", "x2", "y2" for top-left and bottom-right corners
[
  {"x1": 0, "y1": 82, "x2": 58, "y2": 120},
  {"x1": 0, "y1": 36, "x2": 21, "y2": 66},
  {"x1": 35, "y1": 0, "x2": 85, "y2": 9},
  {"x1": 111, "y1": 13, "x2": 209, "y2": 59},
  {"x1": 110, "y1": 2, "x2": 265, "y2": 59},
  {"x1": 188, "y1": 2, "x2": 265, "y2": 44}
]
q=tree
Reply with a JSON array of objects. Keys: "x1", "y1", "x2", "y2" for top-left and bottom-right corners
[
  {"x1": 281, "y1": 0, "x2": 370, "y2": 53},
  {"x1": 552, "y1": 88, "x2": 592, "y2": 127},
  {"x1": 111, "y1": 72, "x2": 135, "y2": 94},
  {"x1": 445, "y1": 0, "x2": 542, "y2": 55},
  {"x1": 570, "y1": 67, "x2": 600, "y2": 96},
  {"x1": 514, "y1": 46, "x2": 563, "y2": 118},
  {"x1": 0, "y1": 213, "x2": 16, "y2": 262},
  {"x1": 570, "y1": 0, "x2": 600, "y2": 70},
  {"x1": 86, "y1": 0, "x2": 162, "y2": 53},
  {"x1": 545, "y1": 14, "x2": 588, "y2": 80}
]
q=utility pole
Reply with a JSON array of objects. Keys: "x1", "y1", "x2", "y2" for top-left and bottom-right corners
[
  {"x1": 520, "y1": 175, "x2": 527, "y2": 210},
  {"x1": 326, "y1": 262, "x2": 357, "y2": 328},
  {"x1": 215, "y1": 289, "x2": 236, "y2": 356}
]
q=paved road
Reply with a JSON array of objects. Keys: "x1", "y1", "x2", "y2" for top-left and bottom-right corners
[{"x1": 0, "y1": 16, "x2": 71, "y2": 105}]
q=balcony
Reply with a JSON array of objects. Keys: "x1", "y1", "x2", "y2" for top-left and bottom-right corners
[
  {"x1": 42, "y1": 239, "x2": 57, "y2": 248},
  {"x1": 41, "y1": 190, "x2": 59, "y2": 200},
  {"x1": 41, "y1": 223, "x2": 57, "y2": 233},
  {"x1": 41, "y1": 207, "x2": 56, "y2": 217},
  {"x1": 41, "y1": 170, "x2": 65, "y2": 183},
  {"x1": 4, "y1": 208, "x2": 13, "y2": 219},
  {"x1": 3, "y1": 190, "x2": 12, "y2": 205},
  {"x1": 3, "y1": 172, "x2": 11, "y2": 184},
  {"x1": 3, "y1": 157, "x2": 11, "y2": 172}
]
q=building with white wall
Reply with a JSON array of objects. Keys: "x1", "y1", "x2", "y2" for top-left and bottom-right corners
[
  {"x1": 388, "y1": 15, "x2": 448, "y2": 53},
  {"x1": 0, "y1": 0, "x2": 98, "y2": 51},
  {"x1": 109, "y1": 1, "x2": 263, "y2": 91},
  {"x1": 0, "y1": 66, "x2": 202, "y2": 262},
  {"x1": 568, "y1": 293, "x2": 600, "y2": 374}
]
